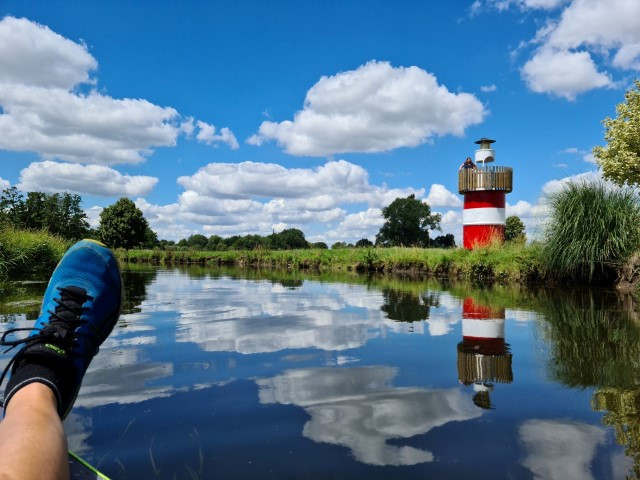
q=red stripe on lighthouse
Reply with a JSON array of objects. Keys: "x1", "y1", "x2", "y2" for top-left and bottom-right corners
[
  {"x1": 463, "y1": 191, "x2": 506, "y2": 209},
  {"x1": 463, "y1": 190, "x2": 506, "y2": 249}
]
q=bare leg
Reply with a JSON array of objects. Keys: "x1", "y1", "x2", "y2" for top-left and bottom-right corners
[{"x1": 0, "y1": 383, "x2": 68, "y2": 480}]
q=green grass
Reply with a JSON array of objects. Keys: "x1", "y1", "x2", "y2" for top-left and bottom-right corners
[
  {"x1": 543, "y1": 181, "x2": 640, "y2": 282},
  {"x1": 0, "y1": 227, "x2": 70, "y2": 281},
  {"x1": 118, "y1": 242, "x2": 548, "y2": 284}
]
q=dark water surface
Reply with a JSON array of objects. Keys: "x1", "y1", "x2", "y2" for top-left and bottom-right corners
[{"x1": 1, "y1": 266, "x2": 639, "y2": 479}]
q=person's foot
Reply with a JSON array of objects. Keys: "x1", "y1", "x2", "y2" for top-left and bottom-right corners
[{"x1": 1, "y1": 239, "x2": 122, "y2": 419}]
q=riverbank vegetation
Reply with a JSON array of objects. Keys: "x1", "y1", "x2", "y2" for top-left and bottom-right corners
[
  {"x1": 118, "y1": 241, "x2": 546, "y2": 283},
  {"x1": 0, "y1": 226, "x2": 69, "y2": 280},
  {"x1": 543, "y1": 181, "x2": 640, "y2": 286}
]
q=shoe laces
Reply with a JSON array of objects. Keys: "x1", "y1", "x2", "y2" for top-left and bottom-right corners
[{"x1": 0, "y1": 286, "x2": 94, "y2": 392}]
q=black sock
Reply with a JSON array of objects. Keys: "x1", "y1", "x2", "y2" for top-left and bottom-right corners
[{"x1": 3, "y1": 346, "x2": 78, "y2": 419}]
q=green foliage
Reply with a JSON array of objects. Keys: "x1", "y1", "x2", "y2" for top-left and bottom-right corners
[
  {"x1": 0, "y1": 227, "x2": 69, "y2": 280},
  {"x1": 311, "y1": 242, "x2": 328, "y2": 249},
  {"x1": 376, "y1": 194, "x2": 441, "y2": 247},
  {"x1": 505, "y1": 215, "x2": 526, "y2": 243},
  {"x1": 432, "y1": 234, "x2": 456, "y2": 248},
  {"x1": 176, "y1": 229, "x2": 311, "y2": 251},
  {"x1": 142, "y1": 226, "x2": 160, "y2": 249},
  {"x1": 119, "y1": 242, "x2": 547, "y2": 284},
  {"x1": 98, "y1": 197, "x2": 150, "y2": 250},
  {"x1": 537, "y1": 288, "x2": 640, "y2": 389},
  {"x1": 542, "y1": 181, "x2": 640, "y2": 282},
  {"x1": 593, "y1": 79, "x2": 640, "y2": 187},
  {"x1": 0, "y1": 187, "x2": 89, "y2": 240},
  {"x1": 355, "y1": 238, "x2": 374, "y2": 248},
  {"x1": 269, "y1": 228, "x2": 309, "y2": 250},
  {"x1": 187, "y1": 234, "x2": 208, "y2": 249}
]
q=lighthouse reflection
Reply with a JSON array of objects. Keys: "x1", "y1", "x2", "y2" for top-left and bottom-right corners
[{"x1": 457, "y1": 297, "x2": 512, "y2": 409}]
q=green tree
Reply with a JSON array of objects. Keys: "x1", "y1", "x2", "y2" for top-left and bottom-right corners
[
  {"x1": 141, "y1": 226, "x2": 160, "y2": 249},
  {"x1": 375, "y1": 194, "x2": 441, "y2": 247},
  {"x1": 205, "y1": 235, "x2": 224, "y2": 251},
  {"x1": 355, "y1": 238, "x2": 374, "y2": 248},
  {"x1": 269, "y1": 228, "x2": 309, "y2": 250},
  {"x1": 432, "y1": 234, "x2": 456, "y2": 248},
  {"x1": 505, "y1": 215, "x2": 526, "y2": 243},
  {"x1": 0, "y1": 188, "x2": 88, "y2": 240},
  {"x1": 55, "y1": 193, "x2": 90, "y2": 240},
  {"x1": 593, "y1": 79, "x2": 640, "y2": 187},
  {"x1": 311, "y1": 241, "x2": 328, "y2": 249},
  {"x1": 0, "y1": 187, "x2": 26, "y2": 227},
  {"x1": 187, "y1": 234, "x2": 208, "y2": 249},
  {"x1": 98, "y1": 197, "x2": 149, "y2": 249}
]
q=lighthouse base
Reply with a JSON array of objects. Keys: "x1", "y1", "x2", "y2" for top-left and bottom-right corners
[{"x1": 463, "y1": 224, "x2": 505, "y2": 249}]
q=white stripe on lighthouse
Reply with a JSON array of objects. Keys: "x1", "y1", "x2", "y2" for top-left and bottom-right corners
[
  {"x1": 462, "y1": 319, "x2": 505, "y2": 338},
  {"x1": 462, "y1": 207, "x2": 506, "y2": 225}
]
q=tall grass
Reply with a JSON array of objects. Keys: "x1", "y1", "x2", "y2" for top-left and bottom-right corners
[
  {"x1": 542, "y1": 181, "x2": 640, "y2": 282},
  {"x1": 0, "y1": 227, "x2": 69, "y2": 281}
]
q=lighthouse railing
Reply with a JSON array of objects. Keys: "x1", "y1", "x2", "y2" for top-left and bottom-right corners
[{"x1": 458, "y1": 166, "x2": 513, "y2": 193}]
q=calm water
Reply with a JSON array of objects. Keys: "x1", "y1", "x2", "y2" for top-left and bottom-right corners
[{"x1": 1, "y1": 266, "x2": 639, "y2": 479}]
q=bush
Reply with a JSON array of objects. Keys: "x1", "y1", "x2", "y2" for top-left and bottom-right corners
[{"x1": 542, "y1": 181, "x2": 640, "y2": 282}]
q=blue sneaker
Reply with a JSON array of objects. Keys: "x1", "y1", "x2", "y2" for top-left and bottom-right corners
[{"x1": 1, "y1": 239, "x2": 122, "y2": 419}]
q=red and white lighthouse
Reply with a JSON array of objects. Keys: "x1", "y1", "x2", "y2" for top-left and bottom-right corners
[
  {"x1": 458, "y1": 138, "x2": 513, "y2": 249},
  {"x1": 457, "y1": 297, "x2": 512, "y2": 409}
]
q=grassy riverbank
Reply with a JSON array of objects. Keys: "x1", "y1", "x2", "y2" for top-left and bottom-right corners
[
  {"x1": 0, "y1": 227, "x2": 69, "y2": 280},
  {"x1": 118, "y1": 242, "x2": 547, "y2": 283}
]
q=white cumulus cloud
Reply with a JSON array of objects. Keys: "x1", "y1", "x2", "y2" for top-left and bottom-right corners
[
  {"x1": 138, "y1": 160, "x2": 425, "y2": 241},
  {"x1": 177, "y1": 160, "x2": 420, "y2": 205},
  {"x1": 519, "y1": 0, "x2": 640, "y2": 98},
  {"x1": 17, "y1": 161, "x2": 158, "y2": 197},
  {"x1": 0, "y1": 17, "x2": 96, "y2": 89},
  {"x1": 196, "y1": 121, "x2": 239, "y2": 149},
  {"x1": 521, "y1": 48, "x2": 611, "y2": 100},
  {"x1": 0, "y1": 177, "x2": 10, "y2": 190},
  {"x1": 0, "y1": 16, "x2": 236, "y2": 165},
  {"x1": 541, "y1": 170, "x2": 601, "y2": 196},
  {"x1": 426, "y1": 184, "x2": 463, "y2": 207},
  {"x1": 248, "y1": 61, "x2": 486, "y2": 156}
]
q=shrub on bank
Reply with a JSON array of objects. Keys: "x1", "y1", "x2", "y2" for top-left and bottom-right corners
[
  {"x1": 543, "y1": 181, "x2": 640, "y2": 282},
  {"x1": 0, "y1": 227, "x2": 69, "y2": 280}
]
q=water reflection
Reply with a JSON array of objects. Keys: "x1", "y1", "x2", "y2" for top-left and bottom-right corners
[
  {"x1": 0, "y1": 280, "x2": 47, "y2": 322},
  {"x1": 256, "y1": 366, "x2": 481, "y2": 466},
  {"x1": 120, "y1": 267, "x2": 158, "y2": 315},
  {"x1": 519, "y1": 419, "x2": 606, "y2": 479},
  {"x1": 1, "y1": 266, "x2": 638, "y2": 478},
  {"x1": 537, "y1": 289, "x2": 640, "y2": 478},
  {"x1": 380, "y1": 289, "x2": 440, "y2": 323},
  {"x1": 457, "y1": 297, "x2": 512, "y2": 409},
  {"x1": 166, "y1": 274, "x2": 460, "y2": 354}
]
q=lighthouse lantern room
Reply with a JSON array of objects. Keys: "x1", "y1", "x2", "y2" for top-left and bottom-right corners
[{"x1": 458, "y1": 138, "x2": 513, "y2": 249}]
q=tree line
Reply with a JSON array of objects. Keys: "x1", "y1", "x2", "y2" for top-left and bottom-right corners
[
  {"x1": 1, "y1": 186, "x2": 528, "y2": 251},
  {"x1": 0, "y1": 189, "x2": 157, "y2": 249}
]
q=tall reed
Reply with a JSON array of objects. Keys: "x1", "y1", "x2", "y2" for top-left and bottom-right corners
[
  {"x1": 0, "y1": 227, "x2": 69, "y2": 280},
  {"x1": 542, "y1": 181, "x2": 640, "y2": 282}
]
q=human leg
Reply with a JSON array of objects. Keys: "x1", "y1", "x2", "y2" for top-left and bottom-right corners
[
  {"x1": 0, "y1": 239, "x2": 122, "y2": 479},
  {"x1": 0, "y1": 383, "x2": 68, "y2": 480}
]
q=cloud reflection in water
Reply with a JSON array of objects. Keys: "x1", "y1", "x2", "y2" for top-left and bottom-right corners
[{"x1": 257, "y1": 366, "x2": 481, "y2": 466}]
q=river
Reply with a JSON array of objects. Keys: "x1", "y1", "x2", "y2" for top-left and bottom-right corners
[{"x1": 1, "y1": 266, "x2": 638, "y2": 479}]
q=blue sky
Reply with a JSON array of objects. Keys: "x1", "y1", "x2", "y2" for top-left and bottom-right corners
[{"x1": 0, "y1": 0, "x2": 638, "y2": 244}]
